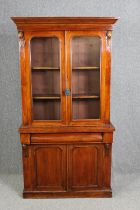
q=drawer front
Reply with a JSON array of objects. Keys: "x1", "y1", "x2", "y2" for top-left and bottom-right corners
[{"x1": 31, "y1": 133, "x2": 103, "y2": 144}]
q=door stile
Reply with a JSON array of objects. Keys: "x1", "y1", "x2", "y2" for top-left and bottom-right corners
[
  {"x1": 100, "y1": 32, "x2": 107, "y2": 121},
  {"x1": 104, "y1": 31, "x2": 112, "y2": 121},
  {"x1": 24, "y1": 32, "x2": 33, "y2": 125},
  {"x1": 18, "y1": 31, "x2": 30, "y2": 126},
  {"x1": 65, "y1": 31, "x2": 72, "y2": 125}
]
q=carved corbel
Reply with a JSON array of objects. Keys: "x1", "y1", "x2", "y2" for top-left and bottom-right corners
[
  {"x1": 18, "y1": 31, "x2": 25, "y2": 48},
  {"x1": 104, "y1": 143, "x2": 110, "y2": 156},
  {"x1": 106, "y1": 31, "x2": 112, "y2": 47},
  {"x1": 22, "y1": 145, "x2": 29, "y2": 158},
  {"x1": 20, "y1": 134, "x2": 30, "y2": 145}
]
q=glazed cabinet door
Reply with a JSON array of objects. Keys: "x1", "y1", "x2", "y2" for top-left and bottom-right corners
[
  {"x1": 65, "y1": 31, "x2": 107, "y2": 125},
  {"x1": 68, "y1": 144, "x2": 103, "y2": 190},
  {"x1": 25, "y1": 31, "x2": 66, "y2": 126},
  {"x1": 32, "y1": 145, "x2": 67, "y2": 191}
]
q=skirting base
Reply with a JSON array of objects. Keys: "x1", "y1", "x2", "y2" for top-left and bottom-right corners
[{"x1": 23, "y1": 189, "x2": 112, "y2": 199}]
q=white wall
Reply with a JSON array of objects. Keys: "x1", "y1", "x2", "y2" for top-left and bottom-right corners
[{"x1": 0, "y1": 0, "x2": 140, "y2": 174}]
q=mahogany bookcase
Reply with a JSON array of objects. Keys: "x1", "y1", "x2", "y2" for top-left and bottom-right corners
[{"x1": 12, "y1": 17, "x2": 118, "y2": 198}]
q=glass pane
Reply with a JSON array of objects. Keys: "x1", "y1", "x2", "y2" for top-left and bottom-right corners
[
  {"x1": 31, "y1": 37, "x2": 61, "y2": 120},
  {"x1": 72, "y1": 36, "x2": 100, "y2": 119}
]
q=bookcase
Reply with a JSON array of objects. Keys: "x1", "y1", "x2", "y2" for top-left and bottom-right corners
[{"x1": 12, "y1": 17, "x2": 118, "y2": 198}]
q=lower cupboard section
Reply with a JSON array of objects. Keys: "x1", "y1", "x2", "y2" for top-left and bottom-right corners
[{"x1": 22, "y1": 143, "x2": 112, "y2": 198}]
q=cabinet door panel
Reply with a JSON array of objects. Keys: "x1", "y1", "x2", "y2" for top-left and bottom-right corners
[
  {"x1": 33, "y1": 145, "x2": 66, "y2": 191},
  {"x1": 68, "y1": 144, "x2": 103, "y2": 190}
]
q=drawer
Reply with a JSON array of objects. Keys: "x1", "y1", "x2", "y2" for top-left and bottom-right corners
[{"x1": 31, "y1": 133, "x2": 103, "y2": 144}]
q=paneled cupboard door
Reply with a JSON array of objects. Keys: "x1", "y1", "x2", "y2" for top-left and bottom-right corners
[
  {"x1": 26, "y1": 31, "x2": 66, "y2": 125},
  {"x1": 65, "y1": 31, "x2": 106, "y2": 125},
  {"x1": 68, "y1": 144, "x2": 103, "y2": 190},
  {"x1": 32, "y1": 145, "x2": 67, "y2": 191}
]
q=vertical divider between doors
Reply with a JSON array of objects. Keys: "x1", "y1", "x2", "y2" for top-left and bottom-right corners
[
  {"x1": 61, "y1": 31, "x2": 66, "y2": 124},
  {"x1": 64, "y1": 31, "x2": 68, "y2": 125},
  {"x1": 65, "y1": 31, "x2": 71, "y2": 125}
]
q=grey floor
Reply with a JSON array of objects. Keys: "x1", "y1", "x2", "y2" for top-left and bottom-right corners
[{"x1": 0, "y1": 173, "x2": 139, "y2": 210}]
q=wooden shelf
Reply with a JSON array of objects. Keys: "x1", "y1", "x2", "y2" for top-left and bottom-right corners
[
  {"x1": 73, "y1": 66, "x2": 100, "y2": 70},
  {"x1": 33, "y1": 94, "x2": 60, "y2": 100},
  {"x1": 33, "y1": 94, "x2": 99, "y2": 100},
  {"x1": 33, "y1": 94, "x2": 100, "y2": 100},
  {"x1": 72, "y1": 94, "x2": 100, "y2": 99},
  {"x1": 32, "y1": 67, "x2": 60, "y2": 70}
]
